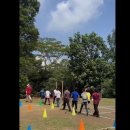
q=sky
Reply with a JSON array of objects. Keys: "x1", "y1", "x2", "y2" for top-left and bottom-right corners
[{"x1": 35, "y1": 0, "x2": 115, "y2": 45}]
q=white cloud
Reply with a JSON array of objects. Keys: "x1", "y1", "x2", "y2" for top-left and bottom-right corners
[{"x1": 47, "y1": 0, "x2": 103, "y2": 32}]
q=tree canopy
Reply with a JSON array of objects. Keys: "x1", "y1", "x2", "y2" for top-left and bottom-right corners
[{"x1": 19, "y1": 0, "x2": 115, "y2": 98}]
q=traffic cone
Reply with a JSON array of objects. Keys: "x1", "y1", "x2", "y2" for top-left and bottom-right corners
[
  {"x1": 27, "y1": 124, "x2": 32, "y2": 130},
  {"x1": 28, "y1": 105, "x2": 32, "y2": 111},
  {"x1": 79, "y1": 119, "x2": 85, "y2": 130},
  {"x1": 72, "y1": 107, "x2": 76, "y2": 116},
  {"x1": 19, "y1": 101, "x2": 22, "y2": 107},
  {"x1": 113, "y1": 119, "x2": 116, "y2": 128},
  {"x1": 39, "y1": 100, "x2": 43, "y2": 107},
  {"x1": 43, "y1": 108, "x2": 47, "y2": 118},
  {"x1": 51, "y1": 102, "x2": 54, "y2": 110}
]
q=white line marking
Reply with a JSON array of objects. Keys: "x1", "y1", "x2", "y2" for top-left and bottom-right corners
[
  {"x1": 100, "y1": 112, "x2": 115, "y2": 114},
  {"x1": 82, "y1": 112, "x2": 114, "y2": 120},
  {"x1": 99, "y1": 116, "x2": 114, "y2": 120},
  {"x1": 99, "y1": 107, "x2": 115, "y2": 111},
  {"x1": 96, "y1": 126, "x2": 115, "y2": 130}
]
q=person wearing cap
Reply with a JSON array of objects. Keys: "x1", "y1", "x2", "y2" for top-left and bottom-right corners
[{"x1": 25, "y1": 84, "x2": 32, "y2": 102}]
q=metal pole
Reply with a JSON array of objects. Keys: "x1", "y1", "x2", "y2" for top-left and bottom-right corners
[
  {"x1": 56, "y1": 81, "x2": 57, "y2": 89},
  {"x1": 62, "y1": 81, "x2": 63, "y2": 98}
]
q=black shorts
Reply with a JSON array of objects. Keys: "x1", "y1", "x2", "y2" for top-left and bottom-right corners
[{"x1": 88, "y1": 101, "x2": 90, "y2": 104}]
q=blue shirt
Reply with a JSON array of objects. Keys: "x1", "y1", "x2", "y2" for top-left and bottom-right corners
[
  {"x1": 71, "y1": 91, "x2": 79, "y2": 101},
  {"x1": 40, "y1": 89, "x2": 45, "y2": 97}
]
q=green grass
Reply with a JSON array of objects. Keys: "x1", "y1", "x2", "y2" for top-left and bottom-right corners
[{"x1": 99, "y1": 98, "x2": 115, "y2": 106}]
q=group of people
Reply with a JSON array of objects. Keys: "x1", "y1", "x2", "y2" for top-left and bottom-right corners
[
  {"x1": 25, "y1": 83, "x2": 101, "y2": 117},
  {"x1": 61, "y1": 87, "x2": 101, "y2": 117},
  {"x1": 40, "y1": 87, "x2": 61, "y2": 107}
]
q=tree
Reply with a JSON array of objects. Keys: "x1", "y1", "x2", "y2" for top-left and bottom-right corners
[
  {"x1": 20, "y1": 0, "x2": 40, "y2": 56},
  {"x1": 107, "y1": 29, "x2": 115, "y2": 62},
  {"x1": 36, "y1": 38, "x2": 68, "y2": 71},
  {"x1": 33, "y1": 38, "x2": 71, "y2": 91},
  {"x1": 102, "y1": 29, "x2": 115, "y2": 97},
  {"x1": 68, "y1": 32, "x2": 112, "y2": 87},
  {"x1": 19, "y1": 0, "x2": 41, "y2": 93}
]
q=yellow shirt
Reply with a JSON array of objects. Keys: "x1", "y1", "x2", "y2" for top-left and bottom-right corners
[{"x1": 87, "y1": 92, "x2": 91, "y2": 101}]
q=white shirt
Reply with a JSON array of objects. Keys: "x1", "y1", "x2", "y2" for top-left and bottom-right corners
[
  {"x1": 45, "y1": 90, "x2": 51, "y2": 98},
  {"x1": 54, "y1": 89, "x2": 57, "y2": 96},
  {"x1": 55, "y1": 90, "x2": 61, "y2": 98}
]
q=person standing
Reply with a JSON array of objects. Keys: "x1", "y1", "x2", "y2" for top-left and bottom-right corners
[
  {"x1": 25, "y1": 84, "x2": 32, "y2": 103},
  {"x1": 71, "y1": 88, "x2": 79, "y2": 113},
  {"x1": 78, "y1": 88, "x2": 88, "y2": 115},
  {"x1": 92, "y1": 88, "x2": 101, "y2": 117},
  {"x1": 40, "y1": 88, "x2": 45, "y2": 103},
  {"x1": 62, "y1": 88, "x2": 71, "y2": 111},
  {"x1": 55, "y1": 88, "x2": 61, "y2": 107},
  {"x1": 53, "y1": 88, "x2": 57, "y2": 104},
  {"x1": 86, "y1": 88, "x2": 91, "y2": 112},
  {"x1": 44, "y1": 89, "x2": 51, "y2": 105}
]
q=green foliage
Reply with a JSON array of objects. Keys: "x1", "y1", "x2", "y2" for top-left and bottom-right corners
[
  {"x1": 19, "y1": 75, "x2": 29, "y2": 93},
  {"x1": 20, "y1": 0, "x2": 41, "y2": 93},
  {"x1": 68, "y1": 32, "x2": 111, "y2": 85},
  {"x1": 20, "y1": 0, "x2": 40, "y2": 56},
  {"x1": 101, "y1": 79, "x2": 115, "y2": 98}
]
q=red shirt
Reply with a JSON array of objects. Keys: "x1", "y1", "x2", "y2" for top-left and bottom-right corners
[
  {"x1": 92, "y1": 92, "x2": 100, "y2": 104},
  {"x1": 26, "y1": 85, "x2": 32, "y2": 95}
]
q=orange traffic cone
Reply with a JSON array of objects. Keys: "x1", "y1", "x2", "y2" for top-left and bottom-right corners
[
  {"x1": 28, "y1": 104, "x2": 32, "y2": 111},
  {"x1": 79, "y1": 119, "x2": 85, "y2": 130}
]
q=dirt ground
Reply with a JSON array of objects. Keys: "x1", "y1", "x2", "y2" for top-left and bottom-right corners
[{"x1": 20, "y1": 97, "x2": 115, "y2": 130}]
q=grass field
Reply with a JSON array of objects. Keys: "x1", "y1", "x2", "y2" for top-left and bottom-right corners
[{"x1": 20, "y1": 97, "x2": 115, "y2": 130}]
